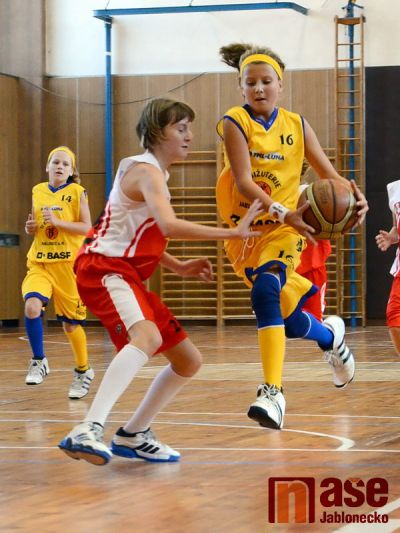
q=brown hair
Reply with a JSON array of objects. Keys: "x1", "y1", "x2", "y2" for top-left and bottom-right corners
[
  {"x1": 136, "y1": 98, "x2": 195, "y2": 150},
  {"x1": 219, "y1": 43, "x2": 285, "y2": 76}
]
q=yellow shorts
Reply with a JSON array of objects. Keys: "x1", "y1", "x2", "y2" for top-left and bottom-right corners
[
  {"x1": 224, "y1": 225, "x2": 313, "y2": 318},
  {"x1": 21, "y1": 260, "x2": 86, "y2": 323}
]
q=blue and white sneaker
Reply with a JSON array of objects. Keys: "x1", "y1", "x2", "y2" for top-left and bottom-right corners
[
  {"x1": 68, "y1": 368, "x2": 95, "y2": 400},
  {"x1": 25, "y1": 357, "x2": 49, "y2": 385},
  {"x1": 111, "y1": 427, "x2": 180, "y2": 463},
  {"x1": 58, "y1": 421, "x2": 112, "y2": 466},
  {"x1": 247, "y1": 384, "x2": 286, "y2": 430},
  {"x1": 323, "y1": 315, "x2": 355, "y2": 388}
]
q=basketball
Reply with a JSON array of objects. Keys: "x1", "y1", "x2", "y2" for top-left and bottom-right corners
[{"x1": 298, "y1": 179, "x2": 358, "y2": 239}]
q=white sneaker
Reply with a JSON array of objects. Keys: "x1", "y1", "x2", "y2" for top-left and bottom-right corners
[
  {"x1": 68, "y1": 368, "x2": 95, "y2": 400},
  {"x1": 25, "y1": 357, "x2": 50, "y2": 385},
  {"x1": 58, "y1": 421, "x2": 112, "y2": 466},
  {"x1": 111, "y1": 427, "x2": 181, "y2": 462},
  {"x1": 247, "y1": 384, "x2": 286, "y2": 429},
  {"x1": 323, "y1": 315, "x2": 355, "y2": 388}
]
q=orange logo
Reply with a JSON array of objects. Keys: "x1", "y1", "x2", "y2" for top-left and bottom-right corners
[
  {"x1": 269, "y1": 478, "x2": 315, "y2": 523},
  {"x1": 255, "y1": 180, "x2": 271, "y2": 195},
  {"x1": 45, "y1": 226, "x2": 58, "y2": 240}
]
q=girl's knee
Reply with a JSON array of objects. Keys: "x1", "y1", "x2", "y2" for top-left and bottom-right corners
[
  {"x1": 172, "y1": 348, "x2": 202, "y2": 378},
  {"x1": 251, "y1": 271, "x2": 283, "y2": 327},
  {"x1": 62, "y1": 322, "x2": 76, "y2": 334},
  {"x1": 186, "y1": 351, "x2": 202, "y2": 376},
  {"x1": 24, "y1": 299, "x2": 42, "y2": 319},
  {"x1": 128, "y1": 321, "x2": 163, "y2": 355}
]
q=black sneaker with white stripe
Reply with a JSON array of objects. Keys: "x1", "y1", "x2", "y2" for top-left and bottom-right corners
[{"x1": 111, "y1": 427, "x2": 180, "y2": 462}]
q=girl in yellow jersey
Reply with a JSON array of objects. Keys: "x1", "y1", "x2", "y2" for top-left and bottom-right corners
[
  {"x1": 22, "y1": 146, "x2": 94, "y2": 399},
  {"x1": 217, "y1": 43, "x2": 369, "y2": 430}
]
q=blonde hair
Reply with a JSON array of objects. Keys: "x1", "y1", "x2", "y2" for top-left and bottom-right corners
[
  {"x1": 47, "y1": 146, "x2": 80, "y2": 184},
  {"x1": 136, "y1": 98, "x2": 195, "y2": 150},
  {"x1": 219, "y1": 43, "x2": 285, "y2": 77}
]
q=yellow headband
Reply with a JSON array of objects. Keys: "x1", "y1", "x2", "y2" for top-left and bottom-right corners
[
  {"x1": 239, "y1": 53, "x2": 283, "y2": 80},
  {"x1": 47, "y1": 146, "x2": 76, "y2": 169}
]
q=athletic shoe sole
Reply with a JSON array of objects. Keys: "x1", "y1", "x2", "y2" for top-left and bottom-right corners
[
  {"x1": 58, "y1": 438, "x2": 111, "y2": 466},
  {"x1": 68, "y1": 391, "x2": 90, "y2": 400},
  {"x1": 335, "y1": 374, "x2": 355, "y2": 389},
  {"x1": 111, "y1": 443, "x2": 180, "y2": 463},
  {"x1": 247, "y1": 406, "x2": 282, "y2": 430}
]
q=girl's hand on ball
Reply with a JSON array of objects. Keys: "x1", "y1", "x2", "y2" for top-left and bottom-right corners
[
  {"x1": 285, "y1": 202, "x2": 317, "y2": 244},
  {"x1": 350, "y1": 180, "x2": 369, "y2": 225}
]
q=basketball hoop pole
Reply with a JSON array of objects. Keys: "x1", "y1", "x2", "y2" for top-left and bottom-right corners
[{"x1": 105, "y1": 16, "x2": 113, "y2": 199}]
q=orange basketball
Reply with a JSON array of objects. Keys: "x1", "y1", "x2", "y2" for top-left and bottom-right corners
[{"x1": 297, "y1": 179, "x2": 358, "y2": 239}]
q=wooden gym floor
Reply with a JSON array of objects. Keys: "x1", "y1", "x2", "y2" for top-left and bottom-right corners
[{"x1": 0, "y1": 323, "x2": 399, "y2": 532}]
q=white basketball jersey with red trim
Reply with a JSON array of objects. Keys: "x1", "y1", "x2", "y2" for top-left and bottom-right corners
[
  {"x1": 82, "y1": 151, "x2": 169, "y2": 280},
  {"x1": 387, "y1": 179, "x2": 400, "y2": 277}
]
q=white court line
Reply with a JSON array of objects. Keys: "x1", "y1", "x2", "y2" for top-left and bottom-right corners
[
  {"x1": 285, "y1": 428, "x2": 354, "y2": 450},
  {"x1": 18, "y1": 336, "x2": 107, "y2": 347},
  {"x1": 15, "y1": 330, "x2": 371, "y2": 351},
  {"x1": 194, "y1": 361, "x2": 400, "y2": 366},
  {"x1": 0, "y1": 419, "x2": 353, "y2": 450},
  {"x1": 373, "y1": 498, "x2": 400, "y2": 515},
  {"x1": 174, "y1": 447, "x2": 400, "y2": 453},
  {"x1": 133, "y1": 421, "x2": 355, "y2": 450},
  {"x1": 17, "y1": 331, "x2": 99, "y2": 339},
  {"x1": 14, "y1": 331, "x2": 395, "y2": 360},
  {"x1": 1, "y1": 446, "x2": 400, "y2": 454},
  {"x1": 5, "y1": 360, "x2": 399, "y2": 369},
  {"x1": 0, "y1": 410, "x2": 399, "y2": 421}
]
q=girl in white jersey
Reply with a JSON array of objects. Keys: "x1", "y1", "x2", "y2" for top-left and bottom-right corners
[
  {"x1": 376, "y1": 179, "x2": 400, "y2": 354},
  {"x1": 59, "y1": 98, "x2": 262, "y2": 465}
]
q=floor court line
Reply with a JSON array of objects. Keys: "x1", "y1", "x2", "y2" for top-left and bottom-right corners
[
  {"x1": 0, "y1": 410, "x2": 398, "y2": 420},
  {"x1": 0, "y1": 446, "x2": 399, "y2": 454},
  {"x1": 0, "y1": 419, "x2": 356, "y2": 450}
]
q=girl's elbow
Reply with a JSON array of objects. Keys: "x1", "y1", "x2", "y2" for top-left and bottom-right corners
[
  {"x1": 160, "y1": 222, "x2": 174, "y2": 238},
  {"x1": 159, "y1": 219, "x2": 179, "y2": 238}
]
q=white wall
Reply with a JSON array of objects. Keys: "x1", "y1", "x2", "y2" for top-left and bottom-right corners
[{"x1": 46, "y1": 0, "x2": 400, "y2": 76}]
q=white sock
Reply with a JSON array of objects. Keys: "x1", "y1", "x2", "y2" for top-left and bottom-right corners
[
  {"x1": 84, "y1": 344, "x2": 148, "y2": 426},
  {"x1": 124, "y1": 364, "x2": 190, "y2": 433}
]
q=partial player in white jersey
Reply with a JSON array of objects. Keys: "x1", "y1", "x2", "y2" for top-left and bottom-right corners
[{"x1": 376, "y1": 179, "x2": 400, "y2": 354}]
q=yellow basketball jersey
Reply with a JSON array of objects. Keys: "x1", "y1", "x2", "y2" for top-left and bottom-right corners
[
  {"x1": 27, "y1": 182, "x2": 87, "y2": 263},
  {"x1": 216, "y1": 105, "x2": 304, "y2": 230}
]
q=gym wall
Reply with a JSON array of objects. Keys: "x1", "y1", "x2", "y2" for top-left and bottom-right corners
[
  {"x1": 365, "y1": 66, "x2": 400, "y2": 320},
  {"x1": 0, "y1": 0, "x2": 398, "y2": 322}
]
